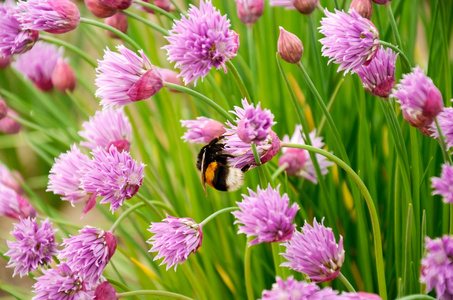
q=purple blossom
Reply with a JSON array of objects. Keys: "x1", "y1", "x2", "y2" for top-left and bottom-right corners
[
  {"x1": 81, "y1": 146, "x2": 145, "y2": 212},
  {"x1": 341, "y1": 292, "x2": 382, "y2": 300},
  {"x1": 235, "y1": 0, "x2": 264, "y2": 25},
  {"x1": 236, "y1": 101, "x2": 275, "y2": 144},
  {"x1": 310, "y1": 288, "x2": 341, "y2": 299},
  {"x1": 163, "y1": 0, "x2": 239, "y2": 85},
  {"x1": 392, "y1": 66, "x2": 444, "y2": 136},
  {"x1": 0, "y1": 162, "x2": 24, "y2": 194},
  {"x1": 148, "y1": 215, "x2": 203, "y2": 271},
  {"x1": 319, "y1": 9, "x2": 379, "y2": 74},
  {"x1": 181, "y1": 116, "x2": 226, "y2": 144},
  {"x1": 259, "y1": 276, "x2": 320, "y2": 300},
  {"x1": 59, "y1": 227, "x2": 117, "y2": 285},
  {"x1": 355, "y1": 46, "x2": 397, "y2": 98},
  {"x1": 0, "y1": 183, "x2": 36, "y2": 220},
  {"x1": 16, "y1": 0, "x2": 80, "y2": 34},
  {"x1": 432, "y1": 106, "x2": 453, "y2": 150},
  {"x1": 94, "y1": 281, "x2": 117, "y2": 300},
  {"x1": 279, "y1": 125, "x2": 333, "y2": 183},
  {"x1": 432, "y1": 164, "x2": 453, "y2": 204},
  {"x1": 79, "y1": 108, "x2": 132, "y2": 152},
  {"x1": 0, "y1": 1, "x2": 39, "y2": 57},
  {"x1": 269, "y1": 0, "x2": 295, "y2": 10},
  {"x1": 281, "y1": 218, "x2": 345, "y2": 282},
  {"x1": 32, "y1": 263, "x2": 92, "y2": 300},
  {"x1": 223, "y1": 99, "x2": 280, "y2": 170},
  {"x1": 12, "y1": 41, "x2": 63, "y2": 91},
  {"x1": 232, "y1": 184, "x2": 299, "y2": 246},
  {"x1": 420, "y1": 236, "x2": 453, "y2": 300},
  {"x1": 95, "y1": 45, "x2": 163, "y2": 107},
  {"x1": 5, "y1": 218, "x2": 58, "y2": 277},
  {"x1": 47, "y1": 145, "x2": 96, "y2": 216}
]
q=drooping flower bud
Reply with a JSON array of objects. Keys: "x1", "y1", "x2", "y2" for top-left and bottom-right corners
[
  {"x1": 126, "y1": 68, "x2": 163, "y2": 102},
  {"x1": 235, "y1": 0, "x2": 264, "y2": 25},
  {"x1": 372, "y1": 0, "x2": 391, "y2": 4},
  {"x1": 278, "y1": 27, "x2": 303, "y2": 64},
  {"x1": 0, "y1": 99, "x2": 7, "y2": 120},
  {"x1": 293, "y1": 0, "x2": 318, "y2": 15},
  {"x1": 350, "y1": 0, "x2": 373, "y2": 20},
  {"x1": 101, "y1": 0, "x2": 132, "y2": 10},
  {"x1": 94, "y1": 282, "x2": 117, "y2": 300},
  {"x1": 52, "y1": 59, "x2": 76, "y2": 93},
  {"x1": 0, "y1": 56, "x2": 11, "y2": 69},
  {"x1": 105, "y1": 13, "x2": 128, "y2": 39},
  {"x1": 0, "y1": 108, "x2": 21, "y2": 134},
  {"x1": 85, "y1": 0, "x2": 117, "y2": 18}
]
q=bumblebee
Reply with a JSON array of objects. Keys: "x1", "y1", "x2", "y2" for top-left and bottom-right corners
[{"x1": 197, "y1": 136, "x2": 244, "y2": 194}]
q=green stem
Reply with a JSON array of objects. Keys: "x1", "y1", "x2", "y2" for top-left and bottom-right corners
[
  {"x1": 385, "y1": 3, "x2": 404, "y2": 52},
  {"x1": 251, "y1": 143, "x2": 271, "y2": 187},
  {"x1": 338, "y1": 272, "x2": 356, "y2": 292},
  {"x1": 281, "y1": 142, "x2": 387, "y2": 299},
  {"x1": 45, "y1": 217, "x2": 81, "y2": 229},
  {"x1": 117, "y1": 290, "x2": 194, "y2": 300},
  {"x1": 271, "y1": 163, "x2": 288, "y2": 181},
  {"x1": 109, "y1": 202, "x2": 145, "y2": 232},
  {"x1": 8, "y1": 115, "x2": 69, "y2": 146},
  {"x1": 135, "y1": 193, "x2": 176, "y2": 216},
  {"x1": 318, "y1": 78, "x2": 344, "y2": 134},
  {"x1": 164, "y1": 82, "x2": 234, "y2": 123},
  {"x1": 226, "y1": 60, "x2": 252, "y2": 103},
  {"x1": 122, "y1": 10, "x2": 169, "y2": 36},
  {"x1": 396, "y1": 296, "x2": 437, "y2": 300},
  {"x1": 244, "y1": 236, "x2": 254, "y2": 300},
  {"x1": 271, "y1": 243, "x2": 284, "y2": 278},
  {"x1": 199, "y1": 207, "x2": 238, "y2": 227},
  {"x1": 80, "y1": 17, "x2": 141, "y2": 51},
  {"x1": 133, "y1": 0, "x2": 175, "y2": 20},
  {"x1": 450, "y1": 205, "x2": 453, "y2": 235},
  {"x1": 247, "y1": 25, "x2": 257, "y2": 102},
  {"x1": 39, "y1": 35, "x2": 97, "y2": 67},
  {"x1": 379, "y1": 40, "x2": 411, "y2": 73},
  {"x1": 435, "y1": 118, "x2": 453, "y2": 164}
]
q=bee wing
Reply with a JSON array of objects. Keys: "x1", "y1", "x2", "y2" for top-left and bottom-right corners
[{"x1": 200, "y1": 149, "x2": 208, "y2": 196}]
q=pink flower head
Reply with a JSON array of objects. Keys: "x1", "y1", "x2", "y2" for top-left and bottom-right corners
[
  {"x1": 278, "y1": 27, "x2": 304, "y2": 64},
  {"x1": 85, "y1": 0, "x2": 117, "y2": 18},
  {"x1": 0, "y1": 2, "x2": 39, "y2": 57},
  {"x1": 223, "y1": 99, "x2": 280, "y2": 170},
  {"x1": 52, "y1": 58, "x2": 76, "y2": 93},
  {"x1": 356, "y1": 47, "x2": 397, "y2": 98},
  {"x1": 95, "y1": 45, "x2": 163, "y2": 107},
  {"x1": 350, "y1": 0, "x2": 373, "y2": 20},
  {"x1": 236, "y1": 101, "x2": 275, "y2": 144},
  {"x1": 17, "y1": 0, "x2": 80, "y2": 34},
  {"x1": 259, "y1": 276, "x2": 319, "y2": 300},
  {"x1": 432, "y1": 164, "x2": 453, "y2": 204},
  {"x1": 420, "y1": 236, "x2": 453, "y2": 300},
  {"x1": 232, "y1": 184, "x2": 299, "y2": 246},
  {"x1": 59, "y1": 227, "x2": 117, "y2": 285},
  {"x1": 319, "y1": 9, "x2": 379, "y2": 74},
  {"x1": 235, "y1": 0, "x2": 264, "y2": 25},
  {"x1": 0, "y1": 183, "x2": 36, "y2": 220},
  {"x1": 0, "y1": 98, "x2": 6, "y2": 119},
  {"x1": 269, "y1": 0, "x2": 295, "y2": 10},
  {"x1": 79, "y1": 108, "x2": 132, "y2": 152},
  {"x1": 148, "y1": 215, "x2": 203, "y2": 271},
  {"x1": 47, "y1": 145, "x2": 96, "y2": 215},
  {"x1": 281, "y1": 218, "x2": 345, "y2": 282},
  {"x1": 431, "y1": 105, "x2": 453, "y2": 150},
  {"x1": 181, "y1": 116, "x2": 226, "y2": 144},
  {"x1": 13, "y1": 41, "x2": 63, "y2": 91},
  {"x1": 138, "y1": 0, "x2": 173, "y2": 13},
  {"x1": 0, "y1": 108, "x2": 21, "y2": 134},
  {"x1": 81, "y1": 146, "x2": 145, "y2": 212},
  {"x1": 341, "y1": 292, "x2": 382, "y2": 300},
  {"x1": 372, "y1": 0, "x2": 391, "y2": 4},
  {"x1": 5, "y1": 218, "x2": 58, "y2": 277},
  {"x1": 94, "y1": 281, "x2": 117, "y2": 300},
  {"x1": 32, "y1": 263, "x2": 91, "y2": 299},
  {"x1": 0, "y1": 162, "x2": 24, "y2": 194},
  {"x1": 0, "y1": 55, "x2": 11, "y2": 68},
  {"x1": 279, "y1": 125, "x2": 333, "y2": 183},
  {"x1": 163, "y1": 0, "x2": 239, "y2": 85},
  {"x1": 101, "y1": 0, "x2": 132, "y2": 10},
  {"x1": 105, "y1": 13, "x2": 128, "y2": 39},
  {"x1": 293, "y1": 0, "x2": 319, "y2": 14},
  {"x1": 392, "y1": 66, "x2": 444, "y2": 135}
]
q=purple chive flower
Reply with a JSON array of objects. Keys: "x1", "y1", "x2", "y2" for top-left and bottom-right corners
[
  {"x1": 94, "y1": 281, "x2": 117, "y2": 300},
  {"x1": 163, "y1": 0, "x2": 239, "y2": 85},
  {"x1": 13, "y1": 41, "x2": 63, "y2": 91},
  {"x1": 0, "y1": 162, "x2": 24, "y2": 195},
  {"x1": 355, "y1": 47, "x2": 397, "y2": 98},
  {"x1": 81, "y1": 146, "x2": 145, "y2": 212},
  {"x1": 0, "y1": 183, "x2": 36, "y2": 220},
  {"x1": 431, "y1": 106, "x2": 453, "y2": 150},
  {"x1": 232, "y1": 184, "x2": 299, "y2": 246},
  {"x1": 310, "y1": 288, "x2": 341, "y2": 299},
  {"x1": 341, "y1": 292, "x2": 382, "y2": 300},
  {"x1": 431, "y1": 164, "x2": 453, "y2": 204},
  {"x1": 5, "y1": 218, "x2": 58, "y2": 277},
  {"x1": 279, "y1": 125, "x2": 333, "y2": 183},
  {"x1": 47, "y1": 145, "x2": 96, "y2": 216},
  {"x1": 259, "y1": 276, "x2": 320, "y2": 300},
  {"x1": 269, "y1": 0, "x2": 295, "y2": 10},
  {"x1": 392, "y1": 66, "x2": 444, "y2": 136},
  {"x1": 79, "y1": 108, "x2": 132, "y2": 152},
  {"x1": 319, "y1": 9, "x2": 380, "y2": 74},
  {"x1": 95, "y1": 45, "x2": 163, "y2": 107},
  {"x1": 180, "y1": 116, "x2": 226, "y2": 144},
  {"x1": 16, "y1": 0, "x2": 80, "y2": 34},
  {"x1": 0, "y1": 1, "x2": 39, "y2": 57},
  {"x1": 235, "y1": 0, "x2": 264, "y2": 25},
  {"x1": 148, "y1": 215, "x2": 203, "y2": 271},
  {"x1": 32, "y1": 263, "x2": 92, "y2": 300},
  {"x1": 281, "y1": 218, "x2": 345, "y2": 282},
  {"x1": 223, "y1": 99, "x2": 281, "y2": 170},
  {"x1": 420, "y1": 236, "x2": 453, "y2": 300},
  {"x1": 59, "y1": 227, "x2": 117, "y2": 285},
  {"x1": 236, "y1": 101, "x2": 275, "y2": 144}
]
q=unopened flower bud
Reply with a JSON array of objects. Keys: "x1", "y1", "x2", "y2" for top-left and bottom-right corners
[
  {"x1": 157, "y1": 68, "x2": 182, "y2": 92},
  {"x1": 278, "y1": 27, "x2": 303, "y2": 64},
  {"x1": 52, "y1": 59, "x2": 76, "y2": 93},
  {"x1": 139, "y1": 0, "x2": 173, "y2": 13},
  {"x1": 372, "y1": 0, "x2": 391, "y2": 4},
  {"x1": 0, "y1": 56, "x2": 11, "y2": 69},
  {"x1": 293, "y1": 0, "x2": 318, "y2": 15},
  {"x1": 0, "y1": 108, "x2": 21, "y2": 134},
  {"x1": 350, "y1": 0, "x2": 373, "y2": 19},
  {"x1": 47, "y1": 0, "x2": 81, "y2": 34},
  {"x1": 105, "y1": 13, "x2": 128, "y2": 39},
  {"x1": 235, "y1": 0, "x2": 264, "y2": 25},
  {"x1": 85, "y1": 0, "x2": 117, "y2": 18},
  {"x1": 0, "y1": 99, "x2": 7, "y2": 120},
  {"x1": 94, "y1": 281, "x2": 117, "y2": 300},
  {"x1": 101, "y1": 0, "x2": 132, "y2": 10},
  {"x1": 127, "y1": 68, "x2": 163, "y2": 102}
]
